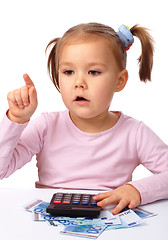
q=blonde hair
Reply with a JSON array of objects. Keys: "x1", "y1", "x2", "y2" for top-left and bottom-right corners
[{"x1": 46, "y1": 22, "x2": 154, "y2": 92}]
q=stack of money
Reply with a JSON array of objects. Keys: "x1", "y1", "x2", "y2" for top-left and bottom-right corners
[{"x1": 24, "y1": 200, "x2": 156, "y2": 239}]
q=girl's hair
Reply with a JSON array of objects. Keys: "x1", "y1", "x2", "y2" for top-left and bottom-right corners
[{"x1": 46, "y1": 22, "x2": 154, "y2": 92}]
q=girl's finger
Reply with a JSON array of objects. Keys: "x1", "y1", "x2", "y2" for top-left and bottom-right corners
[
  {"x1": 14, "y1": 89, "x2": 24, "y2": 108},
  {"x1": 112, "y1": 199, "x2": 129, "y2": 215},
  {"x1": 93, "y1": 191, "x2": 112, "y2": 201},
  {"x1": 7, "y1": 91, "x2": 17, "y2": 106},
  {"x1": 23, "y1": 74, "x2": 35, "y2": 87},
  {"x1": 128, "y1": 200, "x2": 137, "y2": 209},
  {"x1": 20, "y1": 85, "x2": 29, "y2": 106}
]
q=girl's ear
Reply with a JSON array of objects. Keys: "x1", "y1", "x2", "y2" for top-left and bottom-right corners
[{"x1": 115, "y1": 69, "x2": 128, "y2": 92}]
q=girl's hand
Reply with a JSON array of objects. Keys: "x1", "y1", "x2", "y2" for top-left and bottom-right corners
[
  {"x1": 93, "y1": 184, "x2": 141, "y2": 215},
  {"x1": 7, "y1": 74, "x2": 38, "y2": 124}
]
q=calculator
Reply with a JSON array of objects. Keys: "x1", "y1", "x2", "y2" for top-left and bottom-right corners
[{"x1": 46, "y1": 192, "x2": 101, "y2": 218}]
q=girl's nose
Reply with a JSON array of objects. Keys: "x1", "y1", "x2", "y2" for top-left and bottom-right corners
[{"x1": 74, "y1": 74, "x2": 87, "y2": 89}]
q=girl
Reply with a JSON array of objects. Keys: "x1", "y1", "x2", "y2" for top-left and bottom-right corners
[{"x1": 0, "y1": 23, "x2": 168, "y2": 215}]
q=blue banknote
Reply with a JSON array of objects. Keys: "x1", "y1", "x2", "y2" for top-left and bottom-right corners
[{"x1": 60, "y1": 224, "x2": 107, "y2": 239}]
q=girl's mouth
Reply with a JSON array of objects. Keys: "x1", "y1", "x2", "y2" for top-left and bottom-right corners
[
  {"x1": 74, "y1": 96, "x2": 90, "y2": 105},
  {"x1": 75, "y1": 96, "x2": 88, "y2": 101}
]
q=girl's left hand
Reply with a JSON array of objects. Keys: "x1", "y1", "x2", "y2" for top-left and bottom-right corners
[{"x1": 93, "y1": 184, "x2": 141, "y2": 215}]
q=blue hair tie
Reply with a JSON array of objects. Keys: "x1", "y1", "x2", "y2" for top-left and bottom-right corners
[{"x1": 117, "y1": 25, "x2": 134, "y2": 50}]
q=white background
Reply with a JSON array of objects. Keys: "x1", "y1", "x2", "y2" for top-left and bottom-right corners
[{"x1": 0, "y1": 0, "x2": 167, "y2": 188}]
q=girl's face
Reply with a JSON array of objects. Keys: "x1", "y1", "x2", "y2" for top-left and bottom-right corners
[{"x1": 58, "y1": 36, "x2": 127, "y2": 121}]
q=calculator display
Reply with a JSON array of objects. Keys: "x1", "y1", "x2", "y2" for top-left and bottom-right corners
[{"x1": 46, "y1": 192, "x2": 101, "y2": 218}]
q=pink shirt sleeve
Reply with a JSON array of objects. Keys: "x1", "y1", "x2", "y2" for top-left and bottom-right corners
[
  {"x1": 128, "y1": 122, "x2": 168, "y2": 205},
  {"x1": 0, "y1": 113, "x2": 47, "y2": 179}
]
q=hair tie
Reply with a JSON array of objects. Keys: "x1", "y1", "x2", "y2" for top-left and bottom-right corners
[{"x1": 117, "y1": 25, "x2": 134, "y2": 51}]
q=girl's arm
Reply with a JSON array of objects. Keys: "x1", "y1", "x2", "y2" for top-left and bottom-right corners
[
  {"x1": 129, "y1": 122, "x2": 168, "y2": 205},
  {"x1": 94, "y1": 122, "x2": 168, "y2": 214},
  {"x1": 0, "y1": 112, "x2": 47, "y2": 179},
  {"x1": 0, "y1": 74, "x2": 40, "y2": 178}
]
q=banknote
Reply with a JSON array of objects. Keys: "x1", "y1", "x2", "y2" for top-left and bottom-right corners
[
  {"x1": 24, "y1": 200, "x2": 49, "y2": 215},
  {"x1": 106, "y1": 209, "x2": 143, "y2": 230},
  {"x1": 118, "y1": 209, "x2": 143, "y2": 227},
  {"x1": 117, "y1": 206, "x2": 156, "y2": 219},
  {"x1": 24, "y1": 200, "x2": 43, "y2": 211},
  {"x1": 60, "y1": 224, "x2": 107, "y2": 239},
  {"x1": 132, "y1": 207, "x2": 157, "y2": 219}
]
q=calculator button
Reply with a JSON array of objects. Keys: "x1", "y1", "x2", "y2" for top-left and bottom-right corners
[
  {"x1": 54, "y1": 200, "x2": 61, "y2": 204},
  {"x1": 72, "y1": 201, "x2": 80, "y2": 204},
  {"x1": 55, "y1": 196, "x2": 62, "y2": 199},
  {"x1": 56, "y1": 193, "x2": 63, "y2": 197},
  {"x1": 82, "y1": 202, "x2": 89, "y2": 205},
  {"x1": 64, "y1": 194, "x2": 72, "y2": 197},
  {"x1": 82, "y1": 194, "x2": 89, "y2": 197},
  {"x1": 82, "y1": 197, "x2": 89, "y2": 200},
  {"x1": 63, "y1": 201, "x2": 70, "y2": 204},
  {"x1": 74, "y1": 194, "x2": 81, "y2": 198},
  {"x1": 63, "y1": 197, "x2": 71, "y2": 201},
  {"x1": 82, "y1": 195, "x2": 90, "y2": 199},
  {"x1": 91, "y1": 202, "x2": 97, "y2": 205},
  {"x1": 82, "y1": 198, "x2": 89, "y2": 201},
  {"x1": 73, "y1": 195, "x2": 81, "y2": 200}
]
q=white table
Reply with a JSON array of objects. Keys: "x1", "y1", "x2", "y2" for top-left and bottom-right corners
[{"x1": 0, "y1": 188, "x2": 168, "y2": 240}]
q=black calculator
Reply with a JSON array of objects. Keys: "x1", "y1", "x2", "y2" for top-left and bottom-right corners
[{"x1": 46, "y1": 192, "x2": 101, "y2": 218}]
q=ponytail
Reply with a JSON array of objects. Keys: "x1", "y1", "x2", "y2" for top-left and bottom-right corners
[{"x1": 130, "y1": 25, "x2": 154, "y2": 82}]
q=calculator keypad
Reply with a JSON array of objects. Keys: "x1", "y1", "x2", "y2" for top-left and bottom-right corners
[{"x1": 53, "y1": 193, "x2": 97, "y2": 206}]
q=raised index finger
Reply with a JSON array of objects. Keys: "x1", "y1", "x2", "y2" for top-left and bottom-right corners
[{"x1": 23, "y1": 73, "x2": 34, "y2": 87}]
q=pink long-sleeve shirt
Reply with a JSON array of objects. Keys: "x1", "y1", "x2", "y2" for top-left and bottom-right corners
[{"x1": 0, "y1": 110, "x2": 168, "y2": 205}]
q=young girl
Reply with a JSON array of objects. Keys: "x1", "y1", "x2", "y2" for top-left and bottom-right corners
[{"x1": 0, "y1": 23, "x2": 168, "y2": 215}]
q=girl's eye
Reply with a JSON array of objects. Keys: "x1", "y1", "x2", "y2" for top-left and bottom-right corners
[
  {"x1": 63, "y1": 70, "x2": 74, "y2": 75},
  {"x1": 88, "y1": 70, "x2": 101, "y2": 76}
]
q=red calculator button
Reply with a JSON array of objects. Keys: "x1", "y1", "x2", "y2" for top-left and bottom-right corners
[
  {"x1": 63, "y1": 201, "x2": 70, "y2": 204},
  {"x1": 54, "y1": 200, "x2": 61, "y2": 204}
]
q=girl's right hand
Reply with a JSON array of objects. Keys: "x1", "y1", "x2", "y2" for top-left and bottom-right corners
[{"x1": 7, "y1": 74, "x2": 38, "y2": 124}]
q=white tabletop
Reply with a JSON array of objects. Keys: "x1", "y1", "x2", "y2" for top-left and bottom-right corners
[{"x1": 0, "y1": 188, "x2": 168, "y2": 240}]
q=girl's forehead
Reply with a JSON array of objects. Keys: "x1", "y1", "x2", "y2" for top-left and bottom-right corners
[
  {"x1": 59, "y1": 36, "x2": 120, "y2": 70},
  {"x1": 59, "y1": 33, "x2": 114, "y2": 55}
]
